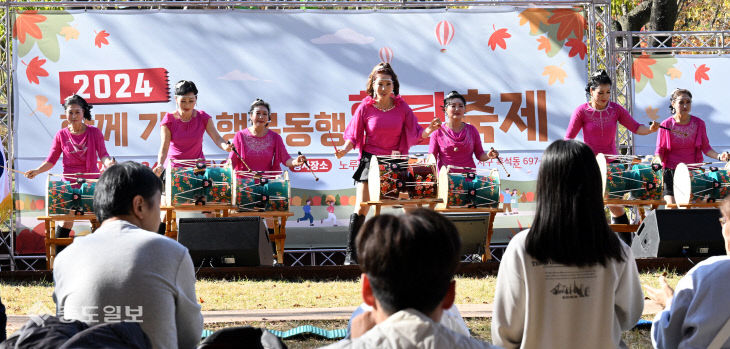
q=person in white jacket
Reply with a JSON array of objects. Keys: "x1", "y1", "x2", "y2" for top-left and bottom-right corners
[
  {"x1": 322, "y1": 208, "x2": 498, "y2": 349},
  {"x1": 647, "y1": 198, "x2": 730, "y2": 349},
  {"x1": 491, "y1": 139, "x2": 644, "y2": 349}
]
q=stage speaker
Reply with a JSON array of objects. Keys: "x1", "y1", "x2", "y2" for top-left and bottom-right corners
[
  {"x1": 178, "y1": 216, "x2": 274, "y2": 267},
  {"x1": 631, "y1": 209, "x2": 725, "y2": 258},
  {"x1": 440, "y1": 212, "x2": 491, "y2": 256}
]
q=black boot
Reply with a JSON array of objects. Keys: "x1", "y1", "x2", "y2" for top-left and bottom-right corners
[
  {"x1": 611, "y1": 213, "x2": 630, "y2": 225},
  {"x1": 344, "y1": 213, "x2": 365, "y2": 265},
  {"x1": 56, "y1": 226, "x2": 72, "y2": 254}
]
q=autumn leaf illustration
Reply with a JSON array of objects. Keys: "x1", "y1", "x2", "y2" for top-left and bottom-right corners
[
  {"x1": 60, "y1": 25, "x2": 79, "y2": 41},
  {"x1": 94, "y1": 30, "x2": 110, "y2": 48},
  {"x1": 13, "y1": 11, "x2": 46, "y2": 44},
  {"x1": 565, "y1": 38, "x2": 586, "y2": 60},
  {"x1": 488, "y1": 24, "x2": 511, "y2": 51},
  {"x1": 33, "y1": 95, "x2": 53, "y2": 116},
  {"x1": 518, "y1": 8, "x2": 551, "y2": 35},
  {"x1": 22, "y1": 56, "x2": 49, "y2": 85},
  {"x1": 666, "y1": 67, "x2": 682, "y2": 80},
  {"x1": 547, "y1": 8, "x2": 586, "y2": 41},
  {"x1": 632, "y1": 54, "x2": 656, "y2": 83},
  {"x1": 536, "y1": 36, "x2": 551, "y2": 54},
  {"x1": 542, "y1": 64, "x2": 567, "y2": 85},
  {"x1": 645, "y1": 106, "x2": 659, "y2": 121},
  {"x1": 694, "y1": 64, "x2": 710, "y2": 84}
]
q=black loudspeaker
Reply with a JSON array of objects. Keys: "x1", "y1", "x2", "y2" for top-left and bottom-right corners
[
  {"x1": 631, "y1": 209, "x2": 725, "y2": 258},
  {"x1": 178, "y1": 217, "x2": 274, "y2": 267},
  {"x1": 440, "y1": 212, "x2": 491, "y2": 256}
]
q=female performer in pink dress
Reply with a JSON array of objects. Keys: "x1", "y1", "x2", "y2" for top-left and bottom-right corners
[
  {"x1": 565, "y1": 70, "x2": 659, "y2": 224},
  {"x1": 335, "y1": 62, "x2": 441, "y2": 265},
  {"x1": 152, "y1": 80, "x2": 232, "y2": 177},
  {"x1": 228, "y1": 98, "x2": 306, "y2": 173},
  {"x1": 429, "y1": 90, "x2": 498, "y2": 172},
  {"x1": 25, "y1": 94, "x2": 116, "y2": 241},
  {"x1": 655, "y1": 89, "x2": 729, "y2": 205}
]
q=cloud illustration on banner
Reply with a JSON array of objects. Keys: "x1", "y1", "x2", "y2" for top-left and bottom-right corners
[
  {"x1": 311, "y1": 28, "x2": 375, "y2": 45},
  {"x1": 218, "y1": 70, "x2": 271, "y2": 82}
]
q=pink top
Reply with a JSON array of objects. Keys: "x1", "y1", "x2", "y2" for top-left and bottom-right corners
[
  {"x1": 655, "y1": 116, "x2": 711, "y2": 170},
  {"x1": 428, "y1": 123, "x2": 486, "y2": 173},
  {"x1": 228, "y1": 128, "x2": 291, "y2": 172},
  {"x1": 161, "y1": 110, "x2": 211, "y2": 167},
  {"x1": 565, "y1": 102, "x2": 641, "y2": 155},
  {"x1": 344, "y1": 95, "x2": 424, "y2": 159},
  {"x1": 45, "y1": 125, "x2": 109, "y2": 178},
  {"x1": 326, "y1": 205, "x2": 335, "y2": 214}
]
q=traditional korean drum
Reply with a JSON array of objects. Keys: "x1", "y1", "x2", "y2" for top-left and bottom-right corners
[
  {"x1": 46, "y1": 175, "x2": 96, "y2": 215},
  {"x1": 437, "y1": 166, "x2": 500, "y2": 209},
  {"x1": 236, "y1": 171, "x2": 290, "y2": 212},
  {"x1": 673, "y1": 162, "x2": 730, "y2": 205},
  {"x1": 367, "y1": 155, "x2": 437, "y2": 201},
  {"x1": 597, "y1": 153, "x2": 663, "y2": 200},
  {"x1": 165, "y1": 160, "x2": 234, "y2": 206}
]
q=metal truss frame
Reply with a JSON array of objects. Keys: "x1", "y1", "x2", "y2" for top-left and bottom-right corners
[
  {"x1": 0, "y1": 0, "x2": 608, "y2": 270},
  {"x1": 610, "y1": 31, "x2": 730, "y2": 154}
]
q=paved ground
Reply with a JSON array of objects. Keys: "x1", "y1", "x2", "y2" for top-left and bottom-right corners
[{"x1": 5, "y1": 301, "x2": 663, "y2": 333}]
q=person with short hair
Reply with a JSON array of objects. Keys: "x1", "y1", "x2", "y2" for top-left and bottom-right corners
[
  {"x1": 647, "y1": 199, "x2": 730, "y2": 348},
  {"x1": 53, "y1": 161, "x2": 203, "y2": 349},
  {"x1": 322, "y1": 208, "x2": 497, "y2": 348},
  {"x1": 228, "y1": 98, "x2": 305, "y2": 173},
  {"x1": 654, "y1": 89, "x2": 729, "y2": 205},
  {"x1": 152, "y1": 80, "x2": 232, "y2": 177},
  {"x1": 565, "y1": 70, "x2": 659, "y2": 224},
  {"x1": 335, "y1": 63, "x2": 441, "y2": 265},
  {"x1": 25, "y1": 94, "x2": 116, "y2": 244},
  {"x1": 428, "y1": 90, "x2": 498, "y2": 173},
  {"x1": 492, "y1": 140, "x2": 644, "y2": 349}
]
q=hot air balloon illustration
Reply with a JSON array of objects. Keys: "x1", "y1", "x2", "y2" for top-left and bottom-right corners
[
  {"x1": 435, "y1": 20, "x2": 454, "y2": 52},
  {"x1": 379, "y1": 47, "x2": 393, "y2": 63}
]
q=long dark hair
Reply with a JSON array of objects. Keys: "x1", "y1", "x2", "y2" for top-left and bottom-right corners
[
  {"x1": 366, "y1": 63, "x2": 400, "y2": 97},
  {"x1": 64, "y1": 94, "x2": 93, "y2": 121},
  {"x1": 526, "y1": 140, "x2": 625, "y2": 267}
]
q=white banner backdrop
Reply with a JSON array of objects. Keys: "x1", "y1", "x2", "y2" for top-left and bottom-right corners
[{"x1": 632, "y1": 55, "x2": 730, "y2": 155}]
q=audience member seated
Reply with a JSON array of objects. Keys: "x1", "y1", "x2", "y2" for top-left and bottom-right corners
[
  {"x1": 491, "y1": 140, "x2": 644, "y2": 349},
  {"x1": 647, "y1": 198, "x2": 730, "y2": 348},
  {"x1": 322, "y1": 208, "x2": 498, "y2": 348},
  {"x1": 1, "y1": 295, "x2": 5, "y2": 342},
  {"x1": 52, "y1": 161, "x2": 203, "y2": 349}
]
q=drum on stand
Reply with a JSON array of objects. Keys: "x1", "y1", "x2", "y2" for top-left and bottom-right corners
[
  {"x1": 674, "y1": 162, "x2": 730, "y2": 206},
  {"x1": 165, "y1": 159, "x2": 235, "y2": 206},
  {"x1": 436, "y1": 166, "x2": 500, "y2": 209},
  {"x1": 46, "y1": 173, "x2": 97, "y2": 215},
  {"x1": 236, "y1": 171, "x2": 290, "y2": 212},
  {"x1": 367, "y1": 155, "x2": 437, "y2": 201},
  {"x1": 597, "y1": 153, "x2": 663, "y2": 200}
]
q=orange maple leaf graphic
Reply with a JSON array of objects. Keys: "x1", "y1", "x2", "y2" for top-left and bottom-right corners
[
  {"x1": 547, "y1": 9, "x2": 586, "y2": 42},
  {"x1": 60, "y1": 26, "x2": 79, "y2": 41},
  {"x1": 22, "y1": 56, "x2": 49, "y2": 85},
  {"x1": 565, "y1": 38, "x2": 586, "y2": 60},
  {"x1": 542, "y1": 65, "x2": 567, "y2": 85},
  {"x1": 488, "y1": 24, "x2": 511, "y2": 51},
  {"x1": 536, "y1": 36, "x2": 551, "y2": 54},
  {"x1": 518, "y1": 8, "x2": 551, "y2": 35},
  {"x1": 94, "y1": 30, "x2": 110, "y2": 48},
  {"x1": 13, "y1": 10, "x2": 46, "y2": 44},
  {"x1": 34, "y1": 95, "x2": 53, "y2": 117},
  {"x1": 645, "y1": 106, "x2": 659, "y2": 121},
  {"x1": 666, "y1": 67, "x2": 682, "y2": 80},
  {"x1": 694, "y1": 64, "x2": 710, "y2": 84},
  {"x1": 632, "y1": 54, "x2": 656, "y2": 82}
]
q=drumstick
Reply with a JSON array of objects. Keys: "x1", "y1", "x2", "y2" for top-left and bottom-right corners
[
  {"x1": 491, "y1": 148, "x2": 511, "y2": 177},
  {"x1": 649, "y1": 122, "x2": 688, "y2": 137},
  {"x1": 327, "y1": 129, "x2": 340, "y2": 153},
  {"x1": 298, "y1": 151, "x2": 319, "y2": 181},
  {"x1": 227, "y1": 141, "x2": 253, "y2": 172},
  {"x1": 0, "y1": 165, "x2": 31, "y2": 176}
]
